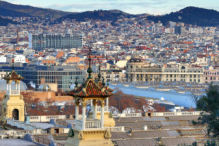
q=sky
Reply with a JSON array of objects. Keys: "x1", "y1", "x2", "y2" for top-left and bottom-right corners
[{"x1": 4, "y1": 0, "x2": 219, "y2": 15}]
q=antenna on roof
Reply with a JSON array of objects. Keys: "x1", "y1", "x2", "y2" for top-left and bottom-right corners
[{"x1": 87, "y1": 46, "x2": 93, "y2": 79}]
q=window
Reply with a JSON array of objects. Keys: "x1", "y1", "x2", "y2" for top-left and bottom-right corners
[
  {"x1": 194, "y1": 75, "x2": 196, "y2": 78},
  {"x1": 166, "y1": 75, "x2": 168, "y2": 77},
  {"x1": 190, "y1": 75, "x2": 192, "y2": 78},
  {"x1": 170, "y1": 75, "x2": 172, "y2": 77},
  {"x1": 181, "y1": 66, "x2": 185, "y2": 69}
]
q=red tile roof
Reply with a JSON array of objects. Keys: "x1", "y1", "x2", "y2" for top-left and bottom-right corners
[{"x1": 68, "y1": 79, "x2": 113, "y2": 98}]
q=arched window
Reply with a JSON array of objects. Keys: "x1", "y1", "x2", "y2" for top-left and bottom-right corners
[{"x1": 181, "y1": 66, "x2": 185, "y2": 69}]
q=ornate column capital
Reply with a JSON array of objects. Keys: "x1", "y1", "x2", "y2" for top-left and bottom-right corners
[
  {"x1": 101, "y1": 100, "x2": 105, "y2": 107},
  {"x1": 81, "y1": 101, "x2": 87, "y2": 107},
  {"x1": 75, "y1": 100, "x2": 80, "y2": 106},
  {"x1": 93, "y1": 99, "x2": 97, "y2": 105}
]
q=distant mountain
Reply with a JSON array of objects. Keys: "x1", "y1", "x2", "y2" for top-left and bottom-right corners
[
  {"x1": 147, "y1": 7, "x2": 219, "y2": 26},
  {"x1": 57, "y1": 10, "x2": 137, "y2": 22},
  {"x1": 0, "y1": 7, "x2": 31, "y2": 17},
  {"x1": 0, "y1": 1, "x2": 71, "y2": 19},
  {"x1": 0, "y1": 16, "x2": 17, "y2": 26}
]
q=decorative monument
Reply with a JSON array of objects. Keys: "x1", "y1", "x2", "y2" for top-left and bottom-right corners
[
  {"x1": 65, "y1": 47, "x2": 114, "y2": 146},
  {"x1": 1, "y1": 71, "x2": 25, "y2": 122}
]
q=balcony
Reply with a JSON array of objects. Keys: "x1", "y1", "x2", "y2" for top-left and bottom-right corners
[
  {"x1": 75, "y1": 119, "x2": 101, "y2": 129},
  {"x1": 11, "y1": 90, "x2": 19, "y2": 95},
  {"x1": 94, "y1": 106, "x2": 108, "y2": 112}
]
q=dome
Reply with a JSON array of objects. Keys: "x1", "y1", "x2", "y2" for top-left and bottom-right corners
[
  {"x1": 0, "y1": 79, "x2": 27, "y2": 90},
  {"x1": 38, "y1": 84, "x2": 51, "y2": 91},
  {"x1": 70, "y1": 84, "x2": 75, "y2": 90}
]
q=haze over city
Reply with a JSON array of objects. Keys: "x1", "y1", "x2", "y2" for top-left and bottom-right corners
[{"x1": 4, "y1": 0, "x2": 219, "y2": 14}]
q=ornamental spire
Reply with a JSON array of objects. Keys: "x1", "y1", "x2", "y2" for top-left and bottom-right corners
[
  {"x1": 102, "y1": 77, "x2": 105, "y2": 86},
  {"x1": 87, "y1": 46, "x2": 93, "y2": 79},
  {"x1": 98, "y1": 58, "x2": 101, "y2": 81},
  {"x1": 75, "y1": 76, "x2": 78, "y2": 88},
  {"x1": 12, "y1": 53, "x2": 15, "y2": 70}
]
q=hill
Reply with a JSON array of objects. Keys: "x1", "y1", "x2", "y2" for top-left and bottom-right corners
[
  {"x1": 147, "y1": 7, "x2": 219, "y2": 26},
  {"x1": 57, "y1": 10, "x2": 137, "y2": 22},
  {"x1": 0, "y1": 16, "x2": 17, "y2": 26},
  {"x1": 0, "y1": 7, "x2": 31, "y2": 17},
  {"x1": 0, "y1": 1, "x2": 71, "y2": 19}
]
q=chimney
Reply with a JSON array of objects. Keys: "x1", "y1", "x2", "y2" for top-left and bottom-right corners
[{"x1": 143, "y1": 125, "x2": 148, "y2": 131}]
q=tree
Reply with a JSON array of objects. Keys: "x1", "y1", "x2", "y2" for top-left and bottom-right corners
[
  {"x1": 21, "y1": 92, "x2": 46, "y2": 116},
  {"x1": 109, "y1": 89, "x2": 149, "y2": 113},
  {"x1": 153, "y1": 103, "x2": 166, "y2": 112},
  {"x1": 193, "y1": 84, "x2": 219, "y2": 137}
]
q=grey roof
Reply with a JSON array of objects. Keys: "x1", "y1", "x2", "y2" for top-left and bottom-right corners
[
  {"x1": 114, "y1": 139, "x2": 156, "y2": 146},
  {"x1": 31, "y1": 123, "x2": 56, "y2": 129},
  {"x1": 0, "y1": 139, "x2": 38, "y2": 146},
  {"x1": 143, "y1": 117, "x2": 166, "y2": 121},
  {"x1": 161, "y1": 121, "x2": 180, "y2": 126},
  {"x1": 111, "y1": 130, "x2": 177, "y2": 139},
  {"x1": 162, "y1": 137, "x2": 195, "y2": 146}
]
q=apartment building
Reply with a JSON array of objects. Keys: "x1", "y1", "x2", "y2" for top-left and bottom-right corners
[
  {"x1": 0, "y1": 65, "x2": 86, "y2": 91},
  {"x1": 31, "y1": 33, "x2": 83, "y2": 50},
  {"x1": 126, "y1": 56, "x2": 204, "y2": 83}
]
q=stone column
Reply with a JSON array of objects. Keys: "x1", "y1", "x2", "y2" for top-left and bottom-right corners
[
  {"x1": 93, "y1": 99, "x2": 97, "y2": 119},
  {"x1": 15, "y1": 81, "x2": 17, "y2": 90},
  {"x1": 8, "y1": 81, "x2": 11, "y2": 95},
  {"x1": 18, "y1": 81, "x2": 21, "y2": 94},
  {"x1": 101, "y1": 100, "x2": 105, "y2": 129},
  {"x1": 106, "y1": 98, "x2": 109, "y2": 111},
  {"x1": 75, "y1": 100, "x2": 79, "y2": 120},
  {"x1": 82, "y1": 101, "x2": 87, "y2": 130}
]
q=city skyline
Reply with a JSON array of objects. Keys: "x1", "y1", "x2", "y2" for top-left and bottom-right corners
[{"x1": 4, "y1": 0, "x2": 219, "y2": 15}]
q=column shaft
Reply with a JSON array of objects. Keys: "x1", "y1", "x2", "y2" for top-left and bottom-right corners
[
  {"x1": 101, "y1": 101, "x2": 105, "y2": 129},
  {"x1": 82, "y1": 102, "x2": 86, "y2": 130}
]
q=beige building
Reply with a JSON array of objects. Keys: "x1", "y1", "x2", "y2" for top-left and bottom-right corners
[
  {"x1": 126, "y1": 56, "x2": 204, "y2": 83},
  {"x1": 102, "y1": 70, "x2": 123, "y2": 82}
]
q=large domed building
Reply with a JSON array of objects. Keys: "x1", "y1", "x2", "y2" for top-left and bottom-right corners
[{"x1": 0, "y1": 79, "x2": 27, "y2": 91}]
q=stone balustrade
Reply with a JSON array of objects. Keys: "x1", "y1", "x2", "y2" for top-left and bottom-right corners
[{"x1": 105, "y1": 126, "x2": 125, "y2": 132}]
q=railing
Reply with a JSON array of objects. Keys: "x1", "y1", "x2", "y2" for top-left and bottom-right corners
[
  {"x1": 28, "y1": 115, "x2": 68, "y2": 122},
  {"x1": 105, "y1": 126, "x2": 124, "y2": 132},
  {"x1": 75, "y1": 119, "x2": 102, "y2": 129},
  {"x1": 85, "y1": 120, "x2": 101, "y2": 129},
  {"x1": 11, "y1": 90, "x2": 19, "y2": 95},
  {"x1": 150, "y1": 111, "x2": 202, "y2": 117},
  {"x1": 112, "y1": 113, "x2": 142, "y2": 118},
  {"x1": 96, "y1": 106, "x2": 109, "y2": 112}
]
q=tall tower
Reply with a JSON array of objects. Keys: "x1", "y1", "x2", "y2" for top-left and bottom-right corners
[
  {"x1": 1, "y1": 71, "x2": 25, "y2": 122},
  {"x1": 66, "y1": 47, "x2": 114, "y2": 146}
]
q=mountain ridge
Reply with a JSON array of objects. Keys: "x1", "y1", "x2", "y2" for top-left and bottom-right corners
[{"x1": 0, "y1": 1, "x2": 219, "y2": 26}]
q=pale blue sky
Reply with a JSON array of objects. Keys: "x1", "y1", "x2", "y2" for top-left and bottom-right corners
[{"x1": 5, "y1": 0, "x2": 219, "y2": 15}]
